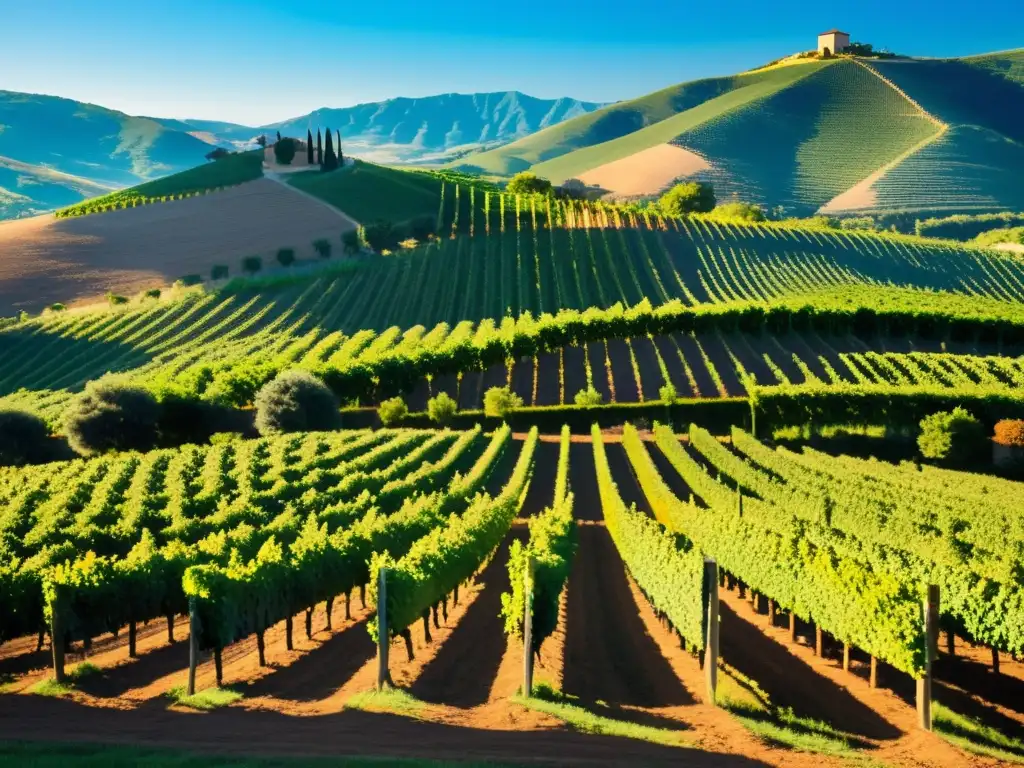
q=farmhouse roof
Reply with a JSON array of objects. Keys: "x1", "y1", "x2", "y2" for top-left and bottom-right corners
[{"x1": 819, "y1": 29, "x2": 849, "y2": 36}]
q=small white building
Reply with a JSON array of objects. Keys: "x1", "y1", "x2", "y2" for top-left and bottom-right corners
[{"x1": 817, "y1": 29, "x2": 850, "y2": 57}]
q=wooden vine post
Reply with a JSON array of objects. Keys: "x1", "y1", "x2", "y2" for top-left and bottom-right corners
[
  {"x1": 49, "y1": 596, "x2": 66, "y2": 684},
  {"x1": 187, "y1": 597, "x2": 199, "y2": 696},
  {"x1": 522, "y1": 555, "x2": 535, "y2": 698},
  {"x1": 917, "y1": 585, "x2": 939, "y2": 731},
  {"x1": 377, "y1": 567, "x2": 389, "y2": 690},
  {"x1": 704, "y1": 558, "x2": 719, "y2": 705}
]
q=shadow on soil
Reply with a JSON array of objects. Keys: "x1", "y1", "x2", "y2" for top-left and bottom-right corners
[
  {"x1": 0, "y1": 694, "x2": 769, "y2": 766},
  {"x1": 410, "y1": 534, "x2": 522, "y2": 708},
  {"x1": 719, "y1": 599, "x2": 901, "y2": 741}
]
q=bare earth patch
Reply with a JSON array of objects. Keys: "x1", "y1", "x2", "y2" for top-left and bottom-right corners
[
  {"x1": 578, "y1": 144, "x2": 712, "y2": 198},
  {"x1": 0, "y1": 178, "x2": 357, "y2": 314}
]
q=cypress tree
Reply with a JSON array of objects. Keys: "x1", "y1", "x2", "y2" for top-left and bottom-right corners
[
  {"x1": 323, "y1": 127, "x2": 338, "y2": 171},
  {"x1": 306, "y1": 129, "x2": 314, "y2": 164},
  {"x1": 276, "y1": 130, "x2": 282, "y2": 142},
  {"x1": 316, "y1": 129, "x2": 323, "y2": 165},
  {"x1": 337, "y1": 130, "x2": 343, "y2": 164}
]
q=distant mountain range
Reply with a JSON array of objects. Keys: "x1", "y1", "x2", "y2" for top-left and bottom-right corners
[
  {"x1": 0, "y1": 91, "x2": 214, "y2": 220},
  {"x1": 0, "y1": 90, "x2": 602, "y2": 221}
]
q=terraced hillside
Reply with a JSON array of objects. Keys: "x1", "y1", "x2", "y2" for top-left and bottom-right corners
[
  {"x1": 455, "y1": 61, "x2": 828, "y2": 176},
  {"x1": 674, "y1": 60, "x2": 940, "y2": 215},
  {"x1": 1, "y1": 424, "x2": 1021, "y2": 766},
  {"x1": 3, "y1": 192, "x2": 1023, "y2": 429},
  {"x1": 825, "y1": 55, "x2": 1024, "y2": 215},
  {"x1": 460, "y1": 51, "x2": 1024, "y2": 219}
]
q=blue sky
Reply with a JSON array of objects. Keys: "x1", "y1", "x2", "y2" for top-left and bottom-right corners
[{"x1": 2, "y1": 0, "x2": 1020, "y2": 125}]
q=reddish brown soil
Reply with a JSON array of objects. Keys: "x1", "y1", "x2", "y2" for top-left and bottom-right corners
[
  {"x1": 0, "y1": 436, "x2": 1018, "y2": 767},
  {"x1": 0, "y1": 179, "x2": 357, "y2": 314}
]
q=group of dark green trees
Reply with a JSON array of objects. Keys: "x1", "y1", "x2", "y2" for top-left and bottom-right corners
[{"x1": 304, "y1": 128, "x2": 344, "y2": 171}]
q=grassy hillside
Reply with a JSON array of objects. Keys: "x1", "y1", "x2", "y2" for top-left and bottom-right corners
[
  {"x1": 0, "y1": 91, "x2": 214, "y2": 219},
  {"x1": 666, "y1": 60, "x2": 939, "y2": 216},
  {"x1": 453, "y1": 62, "x2": 827, "y2": 176},
  {"x1": 828, "y1": 58, "x2": 1024, "y2": 215},
  {"x1": 53, "y1": 151, "x2": 264, "y2": 218},
  {"x1": 961, "y1": 48, "x2": 1024, "y2": 86},
  {"x1": 4, "y1": 196, "x2": 1023, "y2": 418},
  {"x1": 530, "y1": 62, "x2": 829, "y2": 185},
  {"x1": 286, "y1": 161, "x2": 495, "y2": 225}
]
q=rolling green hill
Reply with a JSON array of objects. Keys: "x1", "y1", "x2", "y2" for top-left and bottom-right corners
[
  {"x1": 286, "y1": 161, "x2": 496, "y2": 225},
  {"x1": 53, "y1": 151, "x2": 264, "y2": 218},
  {"x1": 0, "y1": 91, "x2": 214, "y2": 219},
  {"x1": 672, "y1": 59, "x2": 940, "y2": 215},
  {"x1": 455, "y1": 61, "x2": 828, "y2": 176},
  {"x1": 457, "y1": 51, "x2": 1024, "y2": 219},
  {"x1": 836, "y1": 55, "x2": 1024, "y2": 215}
]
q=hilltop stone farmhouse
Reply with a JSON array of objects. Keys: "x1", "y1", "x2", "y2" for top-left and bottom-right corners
[{"x1": 817, "y1": 29, "x2": 850, "y2": 57}]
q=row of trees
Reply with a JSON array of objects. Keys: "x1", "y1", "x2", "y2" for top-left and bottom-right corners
[
  {"x1": 271, "y1": 129, "x2": 344, "y2": 171},
  {"x1": 305, "y1": 128, "x2": 344, "y2": 171}
]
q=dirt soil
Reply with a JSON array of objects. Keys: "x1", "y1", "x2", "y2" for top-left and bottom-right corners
[
  {"x1": 578, "y1": 144, "x2": 712, "y2": 198},
  {"x1": 0, "y1": 437, "x2": 1017, "y2": 767},
  {"x1": 0, "y1": 178, "x2": 357, "y2": 314}
]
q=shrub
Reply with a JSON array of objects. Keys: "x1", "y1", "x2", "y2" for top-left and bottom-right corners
[
  {"x1": 142, "y1": 288, "x2": 161, "y2": 300},
  {"x1": 47, "y1": 303, "x2": 67, "y2": 313},
  {"x1": 342, "y1": 229, "x2": 361, "y2": 254},
  {"x1": 276, "y1": 248, "x2": 296, "y2": 267},
  {"x1": 483, "y1": 386, "x2": 523, "y2": 418},
  {"x1": 312, "y1": 238, "x2": 331, "y2": 258},
  {"x1": 840, "y1": 216, "x2": 875, "y2": 231},
  {"x1": 994, "y1": 419, "x2": 1024, "y2": 447},
  {"x1": 573, "y1": 387, "x2": 603, "y2": 407},
  {"x1": 359, "y1": 221, "x2": 399, "y2": 253},
  {"x1": 211, "y1": 264, "x2": 229, "y2": 280},
  {"x1": 659, "y1": 383, "x2": 678, "y2": 403},
  {"x1": 974, "y1": 226, "x2": 1024, "y2": 248},
  {"x1": 254, "y1": 370, "x2": 342, "y2": 435},
  {"x1": 407, "y1": 215, "x2": 436, "y2": 242},
  {"x1": 378, "y1": 396, "x2": 409, "y2": 426},
  {"x1": 242, "y1": 256, "x2": 262, "y2": 274},
  {"x1": 707, "y1": 202, "x2": 766, "y2": 223},
  {"x1": 64, "y1": 380, "x2": 161, "y2": 456},
  {"x1": 175, "y1": 274, "x2": 203, "y2": 287},
  {"x1": 107, "y1": 293, "x2": 129, "y2": 306},
  {"x1": 0, "y1": 409, "x2": 53, "y2": 466},
  {"x1": 273, "y1": 137, "x2": 297, "y2": 165},
  {"x1": 506, "y1": 172, "x2": 552, "y2": 196},
  {"x1": 917, "y1": 407, "x2": 987, "y2": 464},
  {"x1": 658, "y1": 181, "x2": 716, "y2": 215},
  {"x1": 558, "y1": 178, "x2": 588, "y2": 200},
  {"x1": 427, "y1": 392, "x2": 458, "y2": 424},
  {"x1": 157, "y1": 393, "x2": 250, "y2": 447}
]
